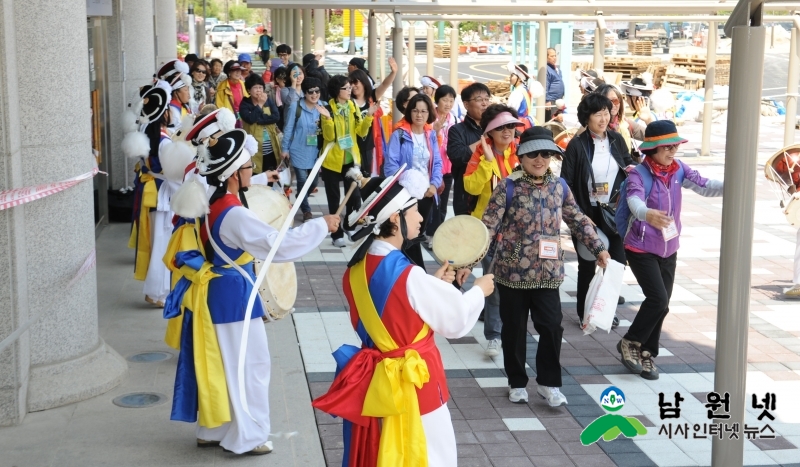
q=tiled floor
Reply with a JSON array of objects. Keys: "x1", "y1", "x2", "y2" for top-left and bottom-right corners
[{"x1": 285, "y1": 116, "x2": 800, "y2": 466}]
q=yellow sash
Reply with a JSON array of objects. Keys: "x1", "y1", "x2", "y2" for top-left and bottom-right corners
[
  {"x1": 128, "y1": 166, "x2": 159, "y2": 281},
  {"x1": 350, "y1": 259, "x2": 431, "y2": 467}
]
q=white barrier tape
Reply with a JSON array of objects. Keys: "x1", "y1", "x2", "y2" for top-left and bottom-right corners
[
  {"x1": 0, "y1": 248, "x2": 97, "y2": 353},
  {"x1": 0, "y1": 167, "x2": 100, "y2": 211}
]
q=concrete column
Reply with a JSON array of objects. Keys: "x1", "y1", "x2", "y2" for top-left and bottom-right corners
[
  {"x1": 408, "y1": 21, "x2": 416, "y2": 87},
  {"x1": 292, "y1": 10, "x2": 301, "y2": 60},
  {"x1": 314, "y1": 9, "x2": 325, "y2": 51},
  {"x1": 155, "y1": 0, "x2": 177, "y2": 66},
  {"x1": 426, "y1": 23, "x2": 435, "y2": 77},
  {"x1": 450, "y1": 21, "x2": 459, "y2": 90},
  {"x1": 107, "y1": 0, "x2": 157, "y2": 190},
  {"x1": 0, "y1": 0, "x2": 126, "y2": 426},
  {"x1": 593, "y1": 21, "x2": 605, "y2": 73},
  {"x1": 712, "y1": 24, "x2": 766, "y2": 467},
  {"x1": 380, "y1": 17, "x2": 387, "y2": 81},
  {"x1": 285, "y1": 10, "x2": 293, "y2": 49},
  {"x1": 537, "y1": 21, "x2": 548, "y2": 124},
  {"x1": 701, "y1": 21, "x2": 717, "y2": 156},
  {"x1": 392, "y1": 13, "x2": 404, "y2": 122},
  {"x1": 303, "y1": 9, "x2": 312, "y2": 56},
  {"x1": 785, "y1": 16, "x2": 800, "y2": 147},
  {"x1": 368, "y1": 12, "x2": 377, "y2": 79},
  {"x1": 348, "y1": 10, "x2": 357, "y2": 54}
]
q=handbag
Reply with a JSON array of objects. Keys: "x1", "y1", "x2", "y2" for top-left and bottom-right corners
[
  {"x1": 582, "y1": 260, "x2": 625, "y2": 334},
  {"x1": 583, "y1": 135, "x2": 624, "y2": 236}
]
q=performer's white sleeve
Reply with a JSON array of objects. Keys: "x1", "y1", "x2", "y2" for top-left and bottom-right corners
[
  {"x1": 406, "y1": 267, "x2": 485, "y2": 339},
  {"x1": 507, "y1": 88, "x2": 523, "y2": 114},
  {"x1": 218, "y1": 206, "x2": 328, "y2": 262}
]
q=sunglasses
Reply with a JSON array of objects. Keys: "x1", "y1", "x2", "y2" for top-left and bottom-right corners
[
  {"x1": 522, "y1": 151, "x2": 558, "y2": 159},
  {"x1": 493, "y1": 123, "x2": 519, "y2": 132},
  {"x1": 193, "y1": 69, "x2": 208, "y2": 74},
  {"x1": 306, "y1": 89, "x2": 321, "y2": 95},
  {"x1": 609, "y1": 98, "x2": 620, "y2": 105}
]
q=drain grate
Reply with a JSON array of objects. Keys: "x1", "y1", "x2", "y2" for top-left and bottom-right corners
[
  {"x1": 126, "y1": 351, "x2": 172, "y2": 363},
  {"x1": 112, "y1": 392, "x2": 168, "y2": 408}
]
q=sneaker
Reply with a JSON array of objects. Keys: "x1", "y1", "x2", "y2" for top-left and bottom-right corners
[
  {"x1": 640, "y1": 351, "x2": 659, "y2": 380},
  {"x1": 537, "y1": 386, "x2": 568, "y2": 407},
  {"x1": 485, "y1": 338, "x2": 501, "y2": 357},
  {"x1": 509, "y1": 387, "x2": 529, "y2": 403},
  {"x1": 612, "y1": 316, "x2": 620, "y2": 328},
  {"x1": 196, "y1": 438, "x2": 220, "y2": 448},
  {"x1": 785, "y1": 285, "x2": 800, "y2": 298},
  {"x1": 617, "y1": 338, "x2": 643, "y2": 374},
  {"x1": 332, "y1": 238, "x2": 346, "y2": 248},
  {"x1": 303, "y1": 212, "x2": 313, "y2": 222},
  {"x1": 247, "y1": 442, "x2": 273, "y2": 455}
]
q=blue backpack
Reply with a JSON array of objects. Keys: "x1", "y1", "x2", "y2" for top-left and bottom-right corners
[{"x1": 614, "y1": 162, "x2": 685, "y2": 240}]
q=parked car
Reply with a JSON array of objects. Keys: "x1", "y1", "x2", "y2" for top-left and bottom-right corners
[
  {"x1": 231, "y1": 19, "x2": 246, "y2": 32},
  {"x1": 211, "y1": 24, "x2": 238, "y2": 49},
  {"x1": 244, "y1": 23, "x2": 264, "y2": 35},
  {"x1": 205, "y1": 17, "x2": 219, "y2": 33}
]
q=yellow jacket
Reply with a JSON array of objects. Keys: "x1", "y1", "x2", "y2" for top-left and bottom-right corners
[
  {"x1": 321, "y1": 99, "x2": 374, "y2": 172},
  {"x1": 463, "y1": 142, "x2": 519, "y2": 220},
  {"x1": 215, "y1": 78, "x2": 249, "y2": 113}
]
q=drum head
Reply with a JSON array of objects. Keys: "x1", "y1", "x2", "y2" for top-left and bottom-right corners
[
  {"x1": 555, "y1": 129, "x2": 577, "y2": 152},
  {"x1": 765, "y1": 144, "x2": 800, "y2": 191},
  {"x1": 786, "y1": 197, "x2": 800, "y2": 226},
  {"x1": 542, "y1": 121, "x2": 567, "y2": 137},
  {"x1": 245, "y1": 184, "x2": 292, "y2": 228},
  {"x1": 254, "y1": 260, "x2": 297, "y2": 319},
  {"x1": 432, "y1": 215, "x2": 491, "y2": 269}
]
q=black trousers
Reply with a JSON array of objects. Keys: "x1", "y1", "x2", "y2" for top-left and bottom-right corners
[
  {"x1": 498, "y1": 285, "x2": 563, "y2": 389},
  {"x1": 321, "y1": 164, "x2": 362, "y2": 240},
  {"x1": 404, "y1": 196, "x2": 435, "y2": 266},
  {"x1": 426, "y1": 174, "x2": 453, "y2": 237},
  {"x1": 259, "y1": 50, "x2": 270, "y2": 64},
  {"x1": 451, "y1": 165, "x2": 470, "y2": 216},
  {"x1": 575, "y1": 205, "x2": 627, "y2": 321},
  {"x1": 624, "y1": 250, "x2": 677, "y2": 357}
]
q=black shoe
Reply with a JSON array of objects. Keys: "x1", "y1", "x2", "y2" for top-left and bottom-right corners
[
  {"x1": 618, "y1": 296, "x2": 625, "y2": 305},
  {"x1": 612, "y1": 316, "x2": 620, "y2": 328},
  {"x1": 478, "y1": 310, "x2": 485, "y2": 322}
]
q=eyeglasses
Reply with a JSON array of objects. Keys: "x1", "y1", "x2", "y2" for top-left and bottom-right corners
[
  {"x1": 522, "y1": 151, "x2": 558, "y2": 159},
  {"x1": 493, "y1": 123, "x2": 518, "y2": 132},
  {"x1": 193, "y1": 69, "x2": 208, "y2": 74},
  {"x1": 306, "y1": 88, "x2": 321, "y2": 95},
  {"x1": 340, "y1": 86, "x2": 352, "y2": 92},
  {"x1": 662, "y1": 144, "x2": 680, "y2": 152},
  {"x1": 468, "y1": 97, "x2": 490, "y2": 104},
  {"x1": 609, "y1": 98, "x2": 620, "y2": 106},
  {"x1": 412, "y1": 109, "x2": 429, "y2": 115},
  {"x1": 239, "y1": 165, "x2": 254, "y2": 171},
  {"x1": 278, "y1": 53, "x2": 290, "y2": 58}
]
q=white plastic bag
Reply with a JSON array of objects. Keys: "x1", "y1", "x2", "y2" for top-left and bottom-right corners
[{"x1": 582, "y1": 260, "x2": 625, "y2": 335}]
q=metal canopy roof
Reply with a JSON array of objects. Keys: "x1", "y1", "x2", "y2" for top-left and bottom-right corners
[{"x1": 245, "y1": 0, "x2": 800, "y2": 14}]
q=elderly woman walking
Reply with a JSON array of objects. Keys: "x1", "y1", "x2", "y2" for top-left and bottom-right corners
[{"x1": 617, "y1": 121, "x2": 723, "y2": 380}]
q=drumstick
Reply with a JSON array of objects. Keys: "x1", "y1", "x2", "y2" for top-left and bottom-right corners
[{"x1": 336, "y1": 181, "x2": 358, "y2": 216}]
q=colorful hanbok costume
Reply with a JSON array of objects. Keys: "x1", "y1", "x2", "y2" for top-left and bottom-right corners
[
  {"x1": 313, "y1": 167, "x2": 485, "y2": 466},
  {"x1": 163, "y1": 128, "x2": 329, "y2": 454},
  {"x1": 506, "y1": 62, "x2": 537, "y2": 129}
]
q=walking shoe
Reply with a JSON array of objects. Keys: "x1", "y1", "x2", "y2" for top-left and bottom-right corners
[
  {"x1": 537, "y1": 386, "x2": 568, "y2": 407},
  {"x1": 303, "y1": 212, "x2": 313, "y2": 222},
  {"x1": 612, "y1": 316, "x2": 620, "y2": 328},
  {"x1": 332, "y1": 238, "x2": 347, "y2": 248},
  {"x1": 508, "y1": 387, "x2": 529, "y2": 403},
  {"x1": 640, "y1": 351, "x2": 659, "y2": 380},
  {"x1": 196, "y1": 438, "x2": 220, "y2": 448},
  {"x1": 485, "y1": 338, "x2": 501, "y2": 357},
  {"x1": 785, "y1": 285, "x2": 800, "y2": 298},
  {"x1": 145, "y1": 296, "x2": 165, "y2": 308},
  {"x1": 618, "y1": 296, "x2": 626, "y2": 305},
  {"x1": 617, "y1": 338, "x2": 643, "y2": 374},
  {"x1": 247, "y1": 442, "x2": 273, "y2": 455}
]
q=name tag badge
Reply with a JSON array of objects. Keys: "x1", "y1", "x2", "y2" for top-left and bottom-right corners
[
  {"x1": 539, "y1": 236, "x2": 560, "y2": 260},
  {"x1": 306, "y1": 134, "x2": 318, "y2": 146},
  {"x1": 662, "y1": 220, "x2": 679, "y2": 241},
  {"x1": 593, "y1": 182, "x2": 609, "y2": 196},
  {"x1": 338, "y1": 134, "x2": 354, "y2": 150}
]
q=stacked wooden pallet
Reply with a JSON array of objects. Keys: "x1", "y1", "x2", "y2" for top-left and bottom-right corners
[
  {"x1": 662, "y1": 66, "x2": 707, "y2": 92},
  {"x1": 647, "y1": 64, "x2": 668, "y2": 88},
  {"x1": 627, "y1": 40, "x2": 652, "y2": 56},
  {"x1": 434, "y1": 43, "x2": 450, "y2": 58},
  {"x1": 486, "y1": 80, "x2": 510, "y2": 99},
  {"x1": 602, "y1": 56, "x2": 663, "y2": 80},
  {"x1": 670, "y1": 54, "x2": 731, "y2": 86}
]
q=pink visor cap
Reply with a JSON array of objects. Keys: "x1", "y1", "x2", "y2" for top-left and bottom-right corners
[{"x1": 484, "y1": 112, "x2": 524, "y2": 134}]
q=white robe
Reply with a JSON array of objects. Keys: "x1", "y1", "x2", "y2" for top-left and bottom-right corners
[
  {"x1": 366, "y1": 240, "x2": 485, "y2": 466},
  {"x1": 196, "y1": 202, "x2": 328, "y2": 454}
]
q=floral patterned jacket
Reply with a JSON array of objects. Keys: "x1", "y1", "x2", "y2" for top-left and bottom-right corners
[{"x1": 482, "y1": 169, "x2": 606, "y2": 289}]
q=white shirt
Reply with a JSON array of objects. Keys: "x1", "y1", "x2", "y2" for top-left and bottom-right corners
[
  {"x1": 589, "y1": 134, "x2": 616, "y2": 205},
  {"x1": 218, "y1": 197, "x2": 328, "y2": 261},
  {"x1": 411, "y1": 132, "x2": 431, "y2": 180},
  {"x1": 367, "y1": 240, "x2": 485, "y2": 339}
]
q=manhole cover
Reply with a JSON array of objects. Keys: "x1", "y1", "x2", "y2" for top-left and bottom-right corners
[
  {"x1": 112, "y1": 392, "x2": 168, "y2": 408},
  {"x1": 126, "y1": 351, "x2": 172, "y2": 363}
]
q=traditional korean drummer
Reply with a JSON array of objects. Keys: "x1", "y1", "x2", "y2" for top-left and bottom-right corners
[{"x1": 312, "y1": 166, "x2": 495, "y2": 466}]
